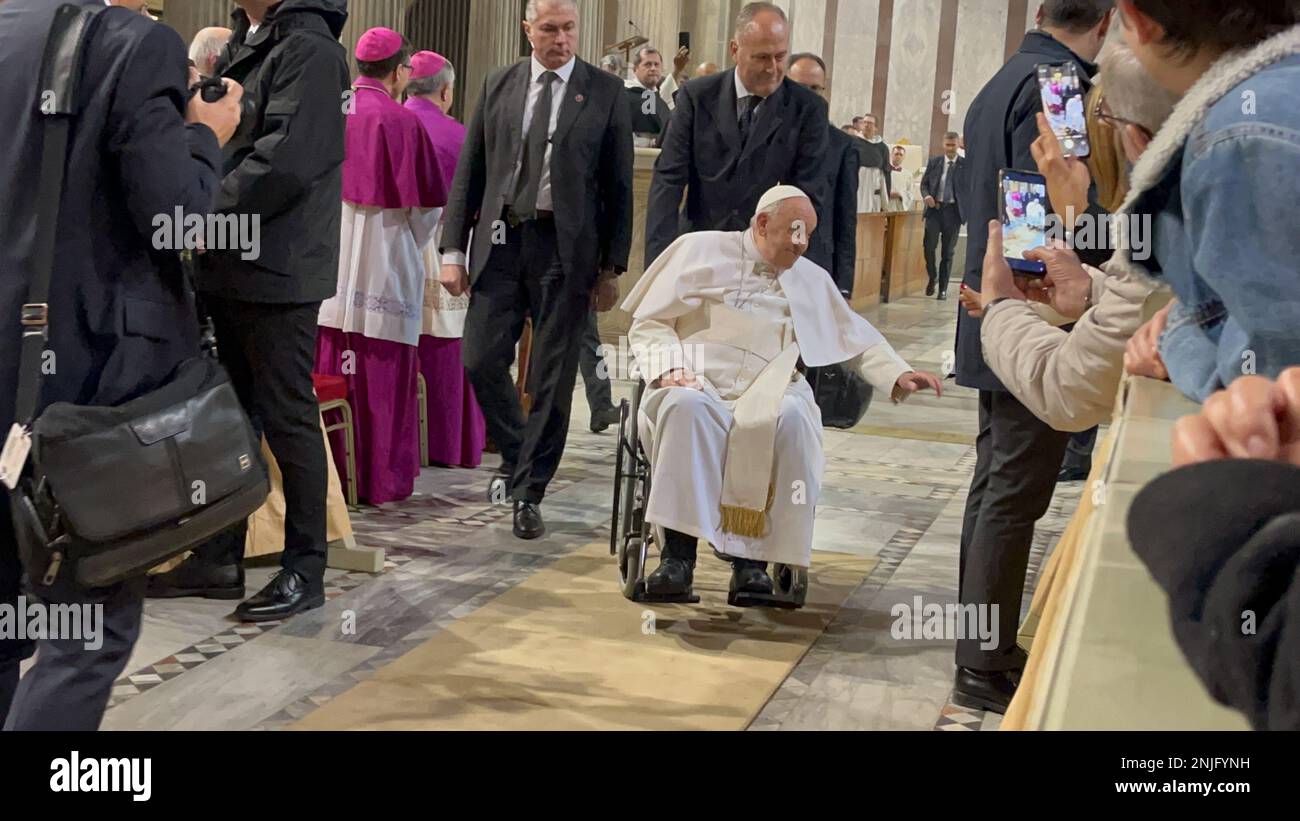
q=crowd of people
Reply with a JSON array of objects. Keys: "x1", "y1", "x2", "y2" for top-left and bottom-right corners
[{"x1": 0, "y1": 0, "x2": 1297, "y2": 732}]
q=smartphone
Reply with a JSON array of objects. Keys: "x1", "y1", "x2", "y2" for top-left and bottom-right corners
[
  {"x1": 678, "y1": 31, "x2": 691, "y2": 52},
  {"x1": 999, "y1": 169, "x2": 1049, "y2": 274},
  {"x1": 1036, "y1": 62, "x2": 1090, "y2": 158}
]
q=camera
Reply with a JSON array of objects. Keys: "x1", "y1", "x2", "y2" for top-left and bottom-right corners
[{"x1": 189, "y1": 76, "x2": 257, "y2": 123}]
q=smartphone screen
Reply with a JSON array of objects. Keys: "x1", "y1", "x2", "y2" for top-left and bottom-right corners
[
  {"x1": 1037, "y1": 62, "x2": 1090, "y2": 158},
  {"x1": 1000, "y1": 169, "x2": 1049, "y2": 274}
]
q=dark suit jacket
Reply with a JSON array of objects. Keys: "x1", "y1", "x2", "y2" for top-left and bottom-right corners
[
  {"x1": 442, "y1": 58, "x2": 634, "y2": 291},
  {"x1": 920, "y1": 154, "x2": 968, "y2": 223},
  {"x1": 645, "y1": 70, "x2": 830, "y2": 265},
  {"x1": 956, "y1": 31, "x2": 1104, "y2": 391},
  {"x1": 625, "y1": 82, "x2": 671, "y2": 147},
  {"x1": 804, "y1": 125, "x2": 859, "y2": 294},
  {"x1": 0, "y1": 0, "x2": 222, "y2": 663}
]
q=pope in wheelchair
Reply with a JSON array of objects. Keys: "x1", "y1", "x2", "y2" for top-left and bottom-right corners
[{"x1": 617, "y1": 185, "x2": 942, "y2": 608}]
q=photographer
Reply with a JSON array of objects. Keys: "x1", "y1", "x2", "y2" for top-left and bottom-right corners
[
  {"x1": 0, "y1": 0, "x2": 240, "y2": 729},
  {"x1": 147, "y1": 0, "x2": 350, "y2": 622}
]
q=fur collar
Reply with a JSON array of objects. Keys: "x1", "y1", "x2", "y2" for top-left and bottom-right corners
[{"x1": 1109, "y1": 24, "x2": 1300, "y2": 280}]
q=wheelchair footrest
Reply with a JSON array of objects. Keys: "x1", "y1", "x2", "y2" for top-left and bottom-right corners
[
  {"x1": 727, "y1": 590, "x2": 804, "y2": 610},
  {"x1": 634, "y1": 588, "x2": 701, "y2": 605}
]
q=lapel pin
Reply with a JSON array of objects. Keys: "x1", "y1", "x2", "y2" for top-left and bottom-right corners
[{"x1": 575, "y1": 94, "x2": 585, "y2": 103}]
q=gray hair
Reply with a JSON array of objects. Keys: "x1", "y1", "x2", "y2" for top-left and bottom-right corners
[
  {"x1": 188, "y1": 26, "x2": 232, "y2": 76},
  {"x1": 634, "y1": 46, "x2": 662, "y2": 68},
  {"x1": 525, "y1": 0, "x2": 577, "y2": 23},
  {"x1": 1097, "y1": 40, "x2": 1178, "y2": 134},
  {"x1": 406, "y1": 63, "x2": 456, "y2": 98},
  {"x1": 734, "y1": 1, "x2": 787, "y2": 40}
]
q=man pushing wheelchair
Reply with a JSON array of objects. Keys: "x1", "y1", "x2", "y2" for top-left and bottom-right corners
[{"x1": 622, "y1": 185, "x2": 943, "y2": 607}]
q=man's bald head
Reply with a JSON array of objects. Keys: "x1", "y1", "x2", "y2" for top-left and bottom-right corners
[
  {"x1": 730, "y1": 2, "x2": 789, "y2": 98},
  {"x1": 189, "y1": 27, "x2": 232, "y2": 79},
  {"x1": 696, "y1": 61, "x2": 720, "y2": 77}
]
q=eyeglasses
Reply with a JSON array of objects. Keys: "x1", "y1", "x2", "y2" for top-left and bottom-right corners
[{"x1": 1093, "y1": 96, "x2": 1143, "y2": 132}]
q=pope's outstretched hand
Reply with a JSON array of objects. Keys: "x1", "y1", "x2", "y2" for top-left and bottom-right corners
[{"x1": 892, "y1": 371, "x2": 944, "y2": 403}]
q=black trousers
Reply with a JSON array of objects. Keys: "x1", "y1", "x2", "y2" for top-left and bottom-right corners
[
  {"x1": 194, "y1": 298, "x2": 328, "y2": 583},
  {"x1": 462, "y1": 215, "x2": 591, "y2": 504},
  {"x1": 2, "y1": 574, "x2": 145, "y2": 730},
  {"x1": 957, "y1": 389, "x2": 1070, "y2": 671},
  {"x1": 923, "y1": 203, "x2": 962, "y2": 293},
  {"x1": 1062, "y1": 426, "x2": 1099, "y2": 471},
  {"x1": 578, "y1": 310, "x2": 614, "y2": 414}
]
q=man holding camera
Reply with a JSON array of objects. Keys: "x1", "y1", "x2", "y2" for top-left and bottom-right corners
[
  {"x1": 147, "y1": 0, "x2": 351, "y2": 622},
  {"x1": 0, "y1": 0, "x2": 241, "y2": 729}
]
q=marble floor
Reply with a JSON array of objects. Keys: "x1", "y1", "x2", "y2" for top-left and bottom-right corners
[{"x1": 95, "y1": 292, "x2": 1083, "y2": 732}]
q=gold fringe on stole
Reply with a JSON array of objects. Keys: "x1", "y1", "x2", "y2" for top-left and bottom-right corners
[{"x1": 719, "y1": 484, "x2": 777, "y2": 538}]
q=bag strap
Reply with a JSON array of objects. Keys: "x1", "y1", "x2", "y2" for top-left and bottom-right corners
[{"x1": 15, "y1": 3, "x2": 103, "y2": 428}]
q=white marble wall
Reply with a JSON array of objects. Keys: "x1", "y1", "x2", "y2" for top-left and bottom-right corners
[
  {"x1": 828, "y1": 0, "x2": 880, "y2": 127},
  {"x1": 884, "y1": 0, "x2": 943, "y2": 155},
  {"x1": 1026, "y1": 0, "x2": 1041, "y2": 34},
  {"x1": 786, "y1": 0, "x2": 828, "y2": 58},
  {"x1": 948, "y1": 0, "x2": 1009, "y2": 137}
]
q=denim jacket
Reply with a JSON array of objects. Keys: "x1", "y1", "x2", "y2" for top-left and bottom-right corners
[{"x1": 1147, "y1": 51, "x2": 1300, "y2": 401}]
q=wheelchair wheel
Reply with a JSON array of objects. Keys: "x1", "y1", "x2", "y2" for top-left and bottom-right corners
[
  {"x1": 774, "y1": 564, "x2": 809, "y2": 606},
  {"x1": 610, "y1": 399, "x2": 630, "y2": 556},
  {"x1": 620, "y1": 536, "x2": 646, "y2": 599}
]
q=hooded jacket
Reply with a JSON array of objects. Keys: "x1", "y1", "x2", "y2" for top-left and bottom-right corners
[{"x1": 195, "y1": 0, "x2": 350, "y2": 303}]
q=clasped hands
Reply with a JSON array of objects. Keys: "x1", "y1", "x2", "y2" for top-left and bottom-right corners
[
  {"x1": 1173, "y1": 368, "x2": 1300, "y2": 468},
  {"x1": 439, "y1": 263, "x2": 621, "y2": 312}
]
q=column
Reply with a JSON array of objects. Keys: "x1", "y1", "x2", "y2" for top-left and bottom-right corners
[{"x1": 464, "y1": 0, "x2": 526, "y2": 122}]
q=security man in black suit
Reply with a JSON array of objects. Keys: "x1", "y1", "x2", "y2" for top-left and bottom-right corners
[
  {"x1": 919, "y1": 132, "x2": 967, "y2": 299},
  {"x1": 645, "y1": 1, "x2": 829, "y2": 265},
  {"x1": 439, "y1": 0, "x2": 633, "y2": 541},
  {"x1": 787, "y1": 52, "x2": 858, "y2": 296},
  {"x1": 147, "y1": 0, "x2": 351, "y2": 623},
  {"x1": 0, "y1": 0, "x2": 240, "y2": 729},
  {"x1": 625, "y1": 45, "x2": 672, "y2": 148}
]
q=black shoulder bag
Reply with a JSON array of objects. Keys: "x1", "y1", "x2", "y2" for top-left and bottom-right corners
[{"x1": 5, "y1": 4, "x2": 269, "y2": 589}]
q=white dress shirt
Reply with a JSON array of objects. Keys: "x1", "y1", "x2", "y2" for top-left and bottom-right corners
[{"x1": 442, "y1": 54, "x2": 575, "y2": 268}]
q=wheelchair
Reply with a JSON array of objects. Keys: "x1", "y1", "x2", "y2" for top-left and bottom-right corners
[{"x1": 610, "y1": 379, "x2": 809, "y2": 610}]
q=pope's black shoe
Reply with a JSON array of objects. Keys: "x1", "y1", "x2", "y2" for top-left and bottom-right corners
[
  {"x1": 952, "y1": 667, "x2": 1018, "y2": 714},
  {"x1": 645, "y1": 556, "x2": 695, "y2": 599},
  {"x1": 234, "y1": 570, "x2": 324, "y2": 623},
  {"x1": 513, "y1": 500, "x2": 545, "y2": 540},
  {"x1": 146, "y1": 555, "x2": 244, "y2": 600}
]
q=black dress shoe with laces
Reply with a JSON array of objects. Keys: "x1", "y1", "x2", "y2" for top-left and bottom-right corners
[
  {"x1": 513, "y1": 500, "x2": 545, "y2": 540},
  {"x1": 146, "y1": 556, "x2": 245, "y2": 600},
  {"x1": 234, "y1": 570, "x2": 324, "y2": 623},
  {"x1": 645, "y1": 556, "x2": 695, "y2": 599},
  {"x1": 952, "y1": 667, "x2": 1018, "y2": 714},
  {"x1": 731, "y1": 559, "x2": 774, "y2": 595}
]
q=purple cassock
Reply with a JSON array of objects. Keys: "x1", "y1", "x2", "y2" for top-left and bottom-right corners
[
  {"x1": 316, "y1": 76, "x2": 447, "y2": 504},
  {"x1": 404, "y1": 96, "x2": 487, "y2": 469}
]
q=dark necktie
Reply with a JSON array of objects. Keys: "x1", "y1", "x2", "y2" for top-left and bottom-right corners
[
  {"x1": 739, "y1": 95, "x2": 761, "y2": 147},
  {"x1": 512, "y1": 70, "x2": 557, "y2": 221},
  {"x1": 943, "y1": 160, "x2": 955, "y2": 203}
]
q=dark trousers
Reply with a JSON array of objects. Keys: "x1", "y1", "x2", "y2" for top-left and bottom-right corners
[
  {"x1": 2, "y1": 574, "x2": 145, "y2": 731},
  {"x1": 194, "y1": 298, "x2": 327, "y2": 584},
  {"x1": 578, "y1": 311, "x2": 613, "y2": 414},
  {"x1": 957, "y1": 389, "x2": 1070, "y2": 671},
  {"x1": 923, "y1": 203, "x2": 962, "y2": 294},
  {"x1": 462, "y1": 215, "x2": 590, "y2": 504},
  {"x1": 0, "y1": 494, "x2": 33, "y2": 726},
  {"x1": 1062, "y1": 426, "x2": 1099, "y2": 471}
]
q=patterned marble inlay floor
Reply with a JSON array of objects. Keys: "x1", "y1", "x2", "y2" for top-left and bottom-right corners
[{"x1": 100, "y1": 291, "x2": 1087, "y2": 731}]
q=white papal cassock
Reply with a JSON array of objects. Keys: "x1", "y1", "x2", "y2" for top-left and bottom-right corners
[{"x1": 623, "y1": 229, "x2": 915, "y2": 569}]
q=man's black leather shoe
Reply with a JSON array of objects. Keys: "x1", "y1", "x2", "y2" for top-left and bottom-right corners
[
  {"x1": 938, "y1": 290, "x2": 948, "y2": 301},
  {"x1": 146, "y1": 556, "x2": 244, "y2": 600},
  {"x1": 234, "y1": 570, "x2": 324, "y2": 623},
  {"x1": 926, "y1": 282, "x2": 936, "y2": 297},
  {"x1": 732, "y1": 560, "x2": 774, "y2": 596},
  {"x1": 1058, "y1": 465, "x2": 1090, "y2": 482},
  {"x1": 952, "y1": 667, "x2": 1018, "y2": 714},
  {"x1": 513, "y1": 501, "x2": 545, "y2": 540},
  {"x1": 646, "y1": 556, "x2": 695, "y2": 598},
  {"x1": 590, "y1": 405, "x2": 621, "y2": 434}
]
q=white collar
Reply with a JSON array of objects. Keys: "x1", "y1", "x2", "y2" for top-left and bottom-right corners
[
  {"x1": 734, "y1": 70, "x2": 754, "y2": 101},
  {"x1": 531, "y1": 54, "x2": 576, "y2": 84},
  {"x1": 741, "y1": 229, "x2": 787, "y2": 275}
]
